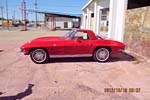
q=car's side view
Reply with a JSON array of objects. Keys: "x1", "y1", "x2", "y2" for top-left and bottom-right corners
[{"x1": 20, "y1": 29, "x2": 125, "y2": 64}]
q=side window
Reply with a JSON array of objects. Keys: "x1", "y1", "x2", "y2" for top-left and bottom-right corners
[{"x1": 74, "y1": 32, "x2": 90, "y2": 40}]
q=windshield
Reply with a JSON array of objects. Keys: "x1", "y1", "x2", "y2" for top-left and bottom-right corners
[{"x1": 62, "y1": 29, "x2": 77, "y2": 40}]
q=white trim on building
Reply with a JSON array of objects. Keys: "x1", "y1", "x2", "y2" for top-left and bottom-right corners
[
  {"x1": 82, "y1": 0, "x2": 94, "y2": 10},
  {"x1": 82, "y1": 0, "x2": 128, "y2": 42}
]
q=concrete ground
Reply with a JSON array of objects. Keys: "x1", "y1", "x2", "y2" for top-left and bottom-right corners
[{"x1": 0, "y1": 28, "x2": 150, "y2": 100}]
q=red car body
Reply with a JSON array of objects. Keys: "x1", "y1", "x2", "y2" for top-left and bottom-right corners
[{"x1": 20, "y1": 29, "x2": 125, "y2": 63}]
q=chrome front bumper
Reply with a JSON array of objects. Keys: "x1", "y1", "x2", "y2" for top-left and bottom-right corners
[{"x1": 19, "y1": 49, "x2": 28, "y2": 55}]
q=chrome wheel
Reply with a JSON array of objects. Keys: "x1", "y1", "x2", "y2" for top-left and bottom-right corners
[
  {"x1": 94, "y1": 48, "x2": 110, "y2": 62},
  {"x1": 30, "y1": 49, "x2": 48, "y2": 64}
]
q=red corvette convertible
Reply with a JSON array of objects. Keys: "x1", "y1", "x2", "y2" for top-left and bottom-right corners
[{"x1": 20, "y1": 29, "x2": 125, "y2": 64}]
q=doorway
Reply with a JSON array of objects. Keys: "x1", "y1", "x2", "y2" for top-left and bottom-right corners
[
  {"x1": 64, "y1": 22, "x2": 68, "y2": 28},
  {"x1": 99, "y1": 8, "x2": 109, "y2": 37}
]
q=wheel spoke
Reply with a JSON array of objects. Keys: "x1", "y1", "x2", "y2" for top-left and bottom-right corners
[
  {"x1": 31, "y1": 49, "x2": 47, "y2": 63},
  {"x1": 95, "y1": 48, "x2": 110, "y2": 62}
]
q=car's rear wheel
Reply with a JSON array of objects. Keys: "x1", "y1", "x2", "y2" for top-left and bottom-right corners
[
  {"x1": 93, "y1": 48, "x2": 110, "y2": 62},
  {"x1": 30, "y1": 49, "x2": 49, "y2": 64}
]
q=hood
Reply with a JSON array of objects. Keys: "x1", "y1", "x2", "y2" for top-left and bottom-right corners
[
  {"x1": 31, "y1": 36, "x2": 62, "y2": 42},
  {"x1": 20, "y1": 36, "x2": 62, "y2": 49}
]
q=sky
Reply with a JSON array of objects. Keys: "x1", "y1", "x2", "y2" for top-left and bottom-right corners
[{"x1": 0, "y1": 0, "x2": 89, "y2": 21}]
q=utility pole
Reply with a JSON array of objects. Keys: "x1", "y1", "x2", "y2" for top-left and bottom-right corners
[
  {"x1": 0, "y1": 6, "x2": 4, "y2": 21},
  {"x1": 35, "y1": 0, "x2": 38, "y2": 27},
  {"x1": 22, "y1": 0, "x2": 27, "y2": 31},
  {"x1": 12, "y1": 11, "x2": 16, "y2": 21},
  {"x1": 6, "y1": 0, "x2": 9, "y2": 30},
  {"x1": 13, "y1": 11, "x2": 15, "y2": 20},
  {"x1": 21, "y1": 2, "x2": 23, "y2": 22}
]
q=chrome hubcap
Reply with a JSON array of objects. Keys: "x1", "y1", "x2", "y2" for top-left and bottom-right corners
[
  {"x1": 96, "y1": 48, "x2": 109, "y2": 61},
  {"x1": 32, "y1": 49, "x2": 46, "y2": 63}
]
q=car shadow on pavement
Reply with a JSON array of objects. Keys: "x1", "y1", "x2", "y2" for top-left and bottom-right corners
[
  {"x1": 109, "y1": 52, "x2": 136, "y2": 62},
  {"x1": 0, "y1": 84, "x2": 34, "y2": 100},
  {"x1": 50, "y1": 57, "x2": 95, "y2": 63},
  {"x1": 49, "y1": 52, "x2": 136, "y2": 63}
]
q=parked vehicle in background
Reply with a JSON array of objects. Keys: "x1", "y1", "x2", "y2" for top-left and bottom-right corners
[
  {"x1": 1, "y1": 20, "x2": 12, "y2": 26},
  {"x1": 20, "y1": 29, "x2": 125, "y2": 64},
  {"x1": 12, "y1": 20, "x2": 21, "y2": 27}
]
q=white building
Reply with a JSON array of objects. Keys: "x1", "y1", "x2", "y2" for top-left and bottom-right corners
[
  {"x1": 45, "y1": 13, "x2": 81, "y2": 30},
  {"x1": 46, "y1": 17, "x2": 73, "y2": 29},
  {"x1": 28, "y1": 9, "x2": 81, "y2": 30},
  {"x1": 82, "y1": 0, "x2": 128, "y2": 42}
]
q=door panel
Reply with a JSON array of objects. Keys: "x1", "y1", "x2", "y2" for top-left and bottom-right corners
[
  {"x1": 63, "y1": 40, "x2": 93, "y2": 55},
  {"x1": 50, "y1": 41, "x2": 65, "y2": 55}
]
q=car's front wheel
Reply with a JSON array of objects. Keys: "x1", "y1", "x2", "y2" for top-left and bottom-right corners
[
  {"x1": 93, "y1": 48, "x2": 110, "y2": 62},
  {"x1": 30, "y1": 49, "x2": 49, "y2": 64}
]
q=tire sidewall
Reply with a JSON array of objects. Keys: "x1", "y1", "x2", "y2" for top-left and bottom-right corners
[
  {"x1": 94, "y1": 48, "x2": 110, "y2": 62},
  {"x1": 30, "y1": 49, "x2": 49, "y2": 64}
]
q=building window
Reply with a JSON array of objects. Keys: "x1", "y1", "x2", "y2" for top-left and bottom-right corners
[
  {"x1": 102, "y1": 9, "x2": 107, "y2": 15},
  {"x1": 91, "y1": 13, "x2": 94, "y2": 17},
  {"x1": 101, "y1": 16, "x2": 107, "y2": 20},
  {"x1": 101, "y1": 8, "x2": 109, "y2": 20},
  {"x1": 99, "y1": 8, "x2": 109, "y2": 34}
]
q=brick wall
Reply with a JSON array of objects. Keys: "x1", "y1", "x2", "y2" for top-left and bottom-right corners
[{"x1": 124, "y1": 6, "x2": 150, "y2": 59}]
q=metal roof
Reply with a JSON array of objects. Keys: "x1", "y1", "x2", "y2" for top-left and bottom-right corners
[{"x1": 28, "y1": 9, "x2": 82, "y2": 18}]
